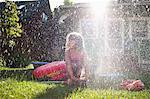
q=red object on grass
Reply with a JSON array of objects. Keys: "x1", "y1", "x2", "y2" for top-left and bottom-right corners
[
  {"x1": 32, "y1": 61, "x2": 67, "y2": 80},
  {"x1": 120, "y1": 79, "x2": 144, "y2": 91},
  {"x1": 51, "y1": 73, "x2": 66, "y2": 80}
]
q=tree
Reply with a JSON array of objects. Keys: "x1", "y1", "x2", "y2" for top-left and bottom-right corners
[
  {"x1": 64, "y1": 0, "x2": 74, "y2": 5},
  {"x1": 0, "y1": 0, "x2": 22, "y2": 67}
]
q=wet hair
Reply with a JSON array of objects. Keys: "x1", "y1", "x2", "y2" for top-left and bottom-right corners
[{"x1": 66, "y1": 32, "x2": 85, "y2": 51}]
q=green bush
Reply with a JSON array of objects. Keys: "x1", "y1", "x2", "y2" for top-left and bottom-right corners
[
  {"x1": 139, "y1": 72, "x2": 150, "y2": 89},
  {"x1": 9, "y1": 52, "x2": 31, "y2": 68},
  {"x1": 1, "y1": 0, "x2": 23, "y2": 68},
  {"x1": 64, "y1": 0, "x2": 73, "y2": 5},
  {"x1": 0, "y1": 57, "x2": 6, "y2": 67}
]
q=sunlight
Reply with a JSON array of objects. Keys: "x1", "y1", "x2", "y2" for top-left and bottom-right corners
[
  {"x1": 89, "y1": 0, "x2": 112, "y2": 19},
  {"x1": 85, "y1": 0, "x2": 121, "y2": 78}
]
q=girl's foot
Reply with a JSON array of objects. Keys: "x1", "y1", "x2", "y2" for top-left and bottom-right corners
[{"x1": 67, "y1": 79, "x2": 72, "y2": 86}]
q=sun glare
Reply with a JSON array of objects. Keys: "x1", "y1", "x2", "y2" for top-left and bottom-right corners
[{"x1": 89, "y1": 0, "x2": 112, "y2": 19}]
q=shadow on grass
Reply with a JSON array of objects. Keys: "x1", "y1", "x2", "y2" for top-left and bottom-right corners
[
  {"x1": 0, "y1": 69, "x2": 34, "y2": 81},
  {"x1": 35, "y1": 84, "x2": 80, "y2": 99}
]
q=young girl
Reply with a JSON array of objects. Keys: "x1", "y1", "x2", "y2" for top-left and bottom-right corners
[
  {"x1": 32, "y1": 32, "x2": 89, "y2": 86},
  {"x1": 65, "y1": 32, "x2": 89, "y2": 85}
]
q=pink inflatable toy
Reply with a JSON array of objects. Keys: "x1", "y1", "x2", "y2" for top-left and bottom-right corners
[{"x1": 32, "y1": 61, "x2": 67, "y2": 80}]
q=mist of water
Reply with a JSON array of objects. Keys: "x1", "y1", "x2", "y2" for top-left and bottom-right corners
[{"x1": 82, "y1": 1, "x2": 143, "y2": 89}]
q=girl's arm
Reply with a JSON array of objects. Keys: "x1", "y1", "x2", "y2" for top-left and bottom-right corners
[
  {"x1": 65, "y1": 50, "x2": 74, "y2": 79},
  {"x1": 80, "y1": 51, "x2": 90, "y2": 80}
]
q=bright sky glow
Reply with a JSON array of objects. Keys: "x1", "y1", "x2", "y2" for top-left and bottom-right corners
[
  {"x1": 50, "y1": 0, "x2": 115, "y2": 11},
  {"x1": 50, "y1": 0, "x2": 63, "y2": 11},
  {"x1": 0, "y1": 0, "x2": 36, "y2": 1},
  {"x1": 90, "y1": 0, "x2": 113, "y2": 19},
  {"x1": 0, "y1": 0, "x2": 114, "y2": 11}
]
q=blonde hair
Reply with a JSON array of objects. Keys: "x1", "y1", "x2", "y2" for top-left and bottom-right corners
[{"x1": 65, "y1": 32, "x2": 85, "y2": 51}]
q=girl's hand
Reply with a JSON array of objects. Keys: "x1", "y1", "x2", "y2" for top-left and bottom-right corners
[
  {"x1": 67, "y1": 78, "x2": 72, "y2": 85},
  {"x1": 80, "y1": 73, "x2": 88, "y2": 81},
  {"x1": 80, "y1": 76, "x2": 86, "y2": 80},
  {"x1": 71, "y1": 76, "x2": 80, "y2": 81},
  {"x1": 77, "y1": 69, "x2": 82, "y2": 78}
]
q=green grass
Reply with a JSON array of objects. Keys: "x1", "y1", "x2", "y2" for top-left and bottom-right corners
[
  {"x1": 70, "y1": 89, "x2": 150, "y2": 99},
  {"x1": 0, "y1": 65, "x2": 34, "y2": 81},
  {"x1": 0, "y1": 79, "x2": 150, "y2": 99},
  {"x1": 0, "y1": 64, "x2": 34, "y2": 70},
  {"x1": 0, "y1": 79, "x2": 54, "y2": 99}
]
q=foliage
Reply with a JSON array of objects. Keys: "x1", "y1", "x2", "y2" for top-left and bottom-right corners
[
  {"x1": 0, "y1": 57, "x2": 6, "y2": 67},
  {"x1": 1, "y1": 0, "x2": 22, "y2": 40},
  {"x1": 139, "y1": 40, "x2": 150, "y2": 61},
  {"x1": 10, "y1": 52, "x2": 31, "y2": 68},
  {"x1": 0, "y1": 66, "x2": 34, "y2": 81},
  {"x1": 139, "y1": 71, "x2": 150, "y2": 89},
  {"x1": 64, "y1": 0, "x2": 74, "y2": 5},
  {"x1": 0, "y1": 0, "x2": 23, "y2": 67}
]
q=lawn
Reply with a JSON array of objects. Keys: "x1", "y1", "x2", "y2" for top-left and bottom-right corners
[
  {"x1": 0, "y1": 79, "x2": 150, "y2": 99},
  {"x1": 0, "y1": 64, "x2": 34, "y2": 70},
  {"x1": 0, "y1": 60, "x2": 149, "y2": 99}
]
